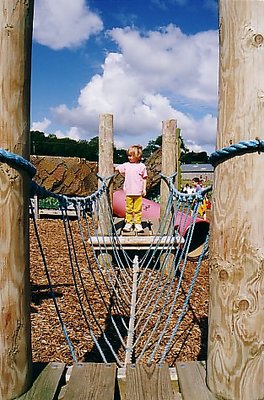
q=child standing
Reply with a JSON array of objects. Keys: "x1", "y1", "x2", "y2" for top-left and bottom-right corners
[{"x1": 115, "y1": 145, "x2": 147, "y2": 233}]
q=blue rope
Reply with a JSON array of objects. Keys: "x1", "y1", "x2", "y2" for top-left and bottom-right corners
[
  {"x1": 30, "y1": 201, "x2": 77, "y2": 362},
  {"x1": 0, "y1": 148, "x2": 36, "y2": 178},
  {"x1": 160, "y1": 172, "x2": 212, "y2": 201},
  {"x1": 209, "y1": 139, "x2": 264, "y2": 167},
  {"x1": 2, "y1": 139, "x2": 263, "y2": 178}
]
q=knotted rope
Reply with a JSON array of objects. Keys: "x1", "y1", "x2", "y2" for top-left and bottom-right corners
[{"x1": 209, "y1": 138, "x2": 264, "y2": 167}]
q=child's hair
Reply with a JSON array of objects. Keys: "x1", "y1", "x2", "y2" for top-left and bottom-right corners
[
  {"x1": 192, "y1": 177, "x2": 200, "y2": 184},
  {"x1": 127, "y1": 145, "x2": 143, "y2": 161}
]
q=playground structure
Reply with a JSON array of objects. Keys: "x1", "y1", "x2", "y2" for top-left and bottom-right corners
[
  {"x1": 30, "y1": 114, "x2": 210, "y2": 355},
  {"x1": 1, "y1": 1, "x2": 264, "y2": 399},
  {"x1": 0, "y1": 118, "x2": 212, "y2": 399}
]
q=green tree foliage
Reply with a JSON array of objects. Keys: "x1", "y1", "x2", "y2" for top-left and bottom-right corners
[
  {"x1": 31, "y1": 131, "x2": 99, "y2": 160},
  {"x1": 31, "y1": 130, "x2": 208, "y2": 164},
  {"x1": 143, "y1": 135, "x2": 162, "y2": 158},
  {"x1": 113, "y1": 147, "x2": 127, "y2": 164},
  {"x1": 31, "y1": 131, "x2": 124, "y2": 163}
]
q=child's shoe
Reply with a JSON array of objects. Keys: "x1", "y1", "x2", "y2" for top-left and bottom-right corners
[
  {"x1": 134, "y1": 223, "x2": 144, "y2": 233},
  {"x1": 123, "y1": 223, "x2": 133, "y2": 232}
]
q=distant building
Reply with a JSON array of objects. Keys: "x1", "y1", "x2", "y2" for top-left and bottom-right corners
[{"x1": 180, "y1": 163, "x2": 214, "y2": 181}]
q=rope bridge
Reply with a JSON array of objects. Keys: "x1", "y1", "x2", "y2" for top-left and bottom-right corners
[{"x1": 1, "y1": 148, "x2": 211, "y2": 367}]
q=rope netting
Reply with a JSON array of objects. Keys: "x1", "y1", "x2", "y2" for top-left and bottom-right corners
[
  {"x1": 0, "y1": 147, "x2": 214, "y2": 367},
  {"x1": 29, "y1": 174, "x2": 211, "y2": 367},
  {"x1": 2, "y1": 138, "x2": 264, "y2": 366}
]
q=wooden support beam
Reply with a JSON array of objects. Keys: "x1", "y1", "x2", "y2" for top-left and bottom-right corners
[
  {"x1": 160, "y1": 119, "x2": 177, "y2": 232},
  {"x1": 0, "y1": 1, "x2": 34, "y2": 398},
  {"x1": 207, "y1": 1, "x2": 264, "y2": 399},
  {"x1": 98, "y1": 114, "x2": 114, "y2": 234}
]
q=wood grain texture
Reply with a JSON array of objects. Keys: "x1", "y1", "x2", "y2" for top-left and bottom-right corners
[
  {"x1": 125, "y1": 363, "x2": 174, "y2": 400},
  {"x1": 0, "y1": 1, "x2": 34, "y2": 398},
  {"x1": 207, "y1": 1, "x2": 264, "y2": 399},
  {"x1": 176, "y1": 362, "x2": 215, "y2": 400},
  {"x1": 160, "y1": 119, "x2": 177, "y2": 226},
  {"x1": 63, "y1": 363, "x2": 117, "y2": 400},
  {"x1": 18, "y1": 363, "x2": 65, "y2": 400},
  {"x1": 98, "y1": 114, "x2": 114, "y2": 234}
]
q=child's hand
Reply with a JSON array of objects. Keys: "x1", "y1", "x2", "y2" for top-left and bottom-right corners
[{"x1": 142, "y1": 189, "x2": 146, "y2": 197}]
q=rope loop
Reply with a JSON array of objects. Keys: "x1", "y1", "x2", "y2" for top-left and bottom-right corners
[
  {"x1": 209, "y1": 139, "x2": 264, "y2": 167},
  {"x1": 160, "y1": 173, "x2": 212, "y2": 202},
  {"x1": 0, "y1": 147, "x2": 36, "y2": 178}
]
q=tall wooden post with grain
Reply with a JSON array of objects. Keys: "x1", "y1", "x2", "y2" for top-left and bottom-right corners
[
  {"x1": 160, "y1": 119, "x2": 177, "y2": 230},
  {"x1": 207, "y1": 1, "x2": 264, "y2": 399},
  {"x1": 98, "y1": 113, "x2": 114, "y2": 234},
  {"x1": 0, "y1": 1, "x2": 34, "y2": 399}
]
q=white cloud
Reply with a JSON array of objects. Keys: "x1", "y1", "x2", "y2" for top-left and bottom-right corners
[
  {"x1": 53, "y1": 127, "x2": 83, "y2": 141},
  {"x1": 49, "y1": 24, "x2": 218, "y2": 153},
  {"x1": 33, "y1": 0, "x2": 103, "y2": 50},
  {"x1": 31, "y1": 117, "x2": 51, "y2": 132},
  {"x1": 109, "y1": 25, "x2": 218, "y2": 103}
]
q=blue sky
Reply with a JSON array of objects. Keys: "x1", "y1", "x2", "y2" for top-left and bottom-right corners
[{"x1": 31, "y1": 0, "x2": 219, "y2": 154}]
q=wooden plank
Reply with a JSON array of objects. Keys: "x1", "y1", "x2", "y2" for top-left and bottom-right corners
[
  {"x1": 169, "y1": 367, "x2": 182, "y2": 399},
  {"x1": 90, "y1": 235, "x2": 178, "y2": 250},
  {"x1": 176, "y1": 362, "x2": 215, "y2": 400},
  {"x1": 125, "y1": 363, "x2": 174, "y2": 400},
  {"x1": 18, "y1": 362, "x2": 65, "y2": 400},
  {"x1": 113, "y1": 218, "x2": 152, "y2": 236},
  {"x1": 63, "y1": 363, "x2": 116, "y2": 400}
]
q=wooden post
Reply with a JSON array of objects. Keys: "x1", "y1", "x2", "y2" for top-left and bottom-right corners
[
  {"x1": 0, "y1": 1, "x2": 34, "y2": 399},
  {"x1": 33, "y1": 195, "x2": 40, "y2": 219},
  {"x1": 207, "y1": 1, "x2": 264, "y2": 399},
  {"x1": 176, "y1": 128, "x2": 181, "y2": 190},
  {"x1": 98, "y1": 114, "x2": 114, "y2": 234},
  {"x1": 160, "y1": 119, "x2": 177, "y2": 229}
]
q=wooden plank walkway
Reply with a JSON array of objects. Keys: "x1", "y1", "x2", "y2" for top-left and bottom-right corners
[
  {"x1": 90, "y1": 217, "x2": 184, "y2": 251},
  {"x1": 16, "y1": 361, "x2": 217, "y2": 400},
  {"x1": 176, "y1": 362, "x2": 216, "y2": 400}
]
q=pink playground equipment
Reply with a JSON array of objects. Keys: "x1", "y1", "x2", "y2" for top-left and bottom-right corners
[
  {"x1": 113, "y1": 189, "x2": 210, "y2": 258},
  {"x1": 113, "y1": 189, "x2": 160, "y2": 220}
]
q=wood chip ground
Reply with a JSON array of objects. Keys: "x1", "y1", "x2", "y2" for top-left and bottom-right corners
[{"x1": 30, "y1": 218, "x2": 209, "y2": 366}]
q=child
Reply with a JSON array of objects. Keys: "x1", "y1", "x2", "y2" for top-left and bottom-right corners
[
  {"x1": 115, "y1": 145, "x2": 147, "y2": 233},
  {"x1": 192, "y1": 177, "x2": 202, "y2": 192}
]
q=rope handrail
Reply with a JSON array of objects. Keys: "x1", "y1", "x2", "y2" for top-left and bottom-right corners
[
  {"x1": 0, "y1": 147, "x2": 36, "y2": 178},
  {"x1": 30, "y1": 174, "x2": 108, "y2": 207},
  {"x1": 160, "y1": 172, "x2": 212, "y2": 201},
  {"x1": 208, "y1": 138, "x2": 264, "y2": 167}
]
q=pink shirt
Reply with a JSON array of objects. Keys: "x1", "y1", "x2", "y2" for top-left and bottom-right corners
[{"x1": 116, "y1": 162, "x2": 147, "y2": 196}]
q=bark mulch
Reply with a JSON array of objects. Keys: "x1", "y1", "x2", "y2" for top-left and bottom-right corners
[{"x1": 30, "y1": 217, "x2": 209, "y2": 366}]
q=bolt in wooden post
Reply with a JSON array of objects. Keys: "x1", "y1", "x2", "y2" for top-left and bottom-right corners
[
  {"x1": 207, "y1": 1, "x2": 264, "y2": 399},
  {"x1": 0, "y1": 1, "x2": 34, "y2": 399}
]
